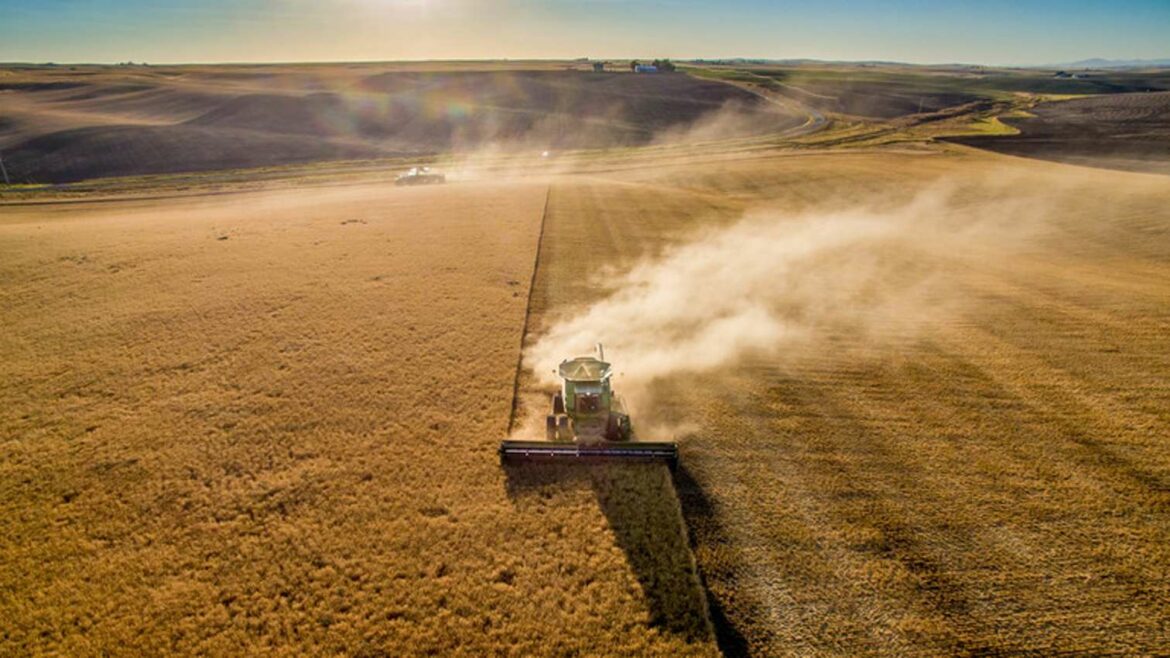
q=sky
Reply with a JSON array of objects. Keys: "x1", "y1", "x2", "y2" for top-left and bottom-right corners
[{"x1": 1, "y1": 0, "x2": 1168, "y2": 66}]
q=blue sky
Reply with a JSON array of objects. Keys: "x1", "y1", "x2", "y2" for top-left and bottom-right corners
[{"x1": 1, "y1": 0, "x2": 1168, "y2": 65}]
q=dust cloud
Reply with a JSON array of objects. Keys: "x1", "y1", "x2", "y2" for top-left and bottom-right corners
[
  {"x1": 650, "y1": 99, "x2": 798, "y2": 146},
  {"x1": 528, "y1": 182, "x2": 1050, "y2": 413},
  {"x1": 442, "y1": 101, "x2": 794, "y2": 181}
]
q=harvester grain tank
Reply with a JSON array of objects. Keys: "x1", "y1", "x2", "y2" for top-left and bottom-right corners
[{"x1": 499, "y1": 345, "x2": 679, "y2": 468}]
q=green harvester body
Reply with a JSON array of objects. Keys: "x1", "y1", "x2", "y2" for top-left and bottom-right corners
[{"x1": 499, "y1": 345, "x2": 679, "y2": 468}]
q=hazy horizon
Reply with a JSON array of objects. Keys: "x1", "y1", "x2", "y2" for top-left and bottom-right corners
[
  {"x1": 3, "y1": 0, "x2": 1169, "y2": 67},
  {"x1": 4, "y1": 55, "x2": 1170, "y2": 69}
]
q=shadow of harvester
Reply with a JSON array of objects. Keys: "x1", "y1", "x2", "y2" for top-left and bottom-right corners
[
  {"x1": 671, "y1": 464, "x2": 753, "y2": 657},
  {"x1": 504, "y1": 462, "x2": 713, "y2": 642}
]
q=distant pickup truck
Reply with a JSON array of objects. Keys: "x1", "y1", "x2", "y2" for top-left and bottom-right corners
[{"x1": 395, "y1": 166, "x2": 446, "y2": 186}]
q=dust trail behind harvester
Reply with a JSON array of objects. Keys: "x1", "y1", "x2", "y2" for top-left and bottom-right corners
[
  {"x1": 443, "y1": 99, "x2": 799, "y2": 182},
  {"x1": 527, "y1": 181, "x2": 1051, "y2": 418}
]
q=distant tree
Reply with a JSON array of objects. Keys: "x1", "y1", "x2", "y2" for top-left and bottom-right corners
[
  {"x1": 659, "y1": 58, "x2": 676, "y2": 72},
  {"x1": 630, "y1": 60, "x2": 640, "y2": 72}
]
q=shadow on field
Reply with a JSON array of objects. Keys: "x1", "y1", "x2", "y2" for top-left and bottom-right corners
[
  {"x1": 671, "y1": 464, "x2": 753, "y2": 657},
  {"x1": 504, "y1": 463, "x2": 713, "y2": 643}
]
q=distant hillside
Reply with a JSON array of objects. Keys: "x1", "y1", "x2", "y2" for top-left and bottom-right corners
[
  {"x1": 0, "y1": 66, "x2": 804, "y2": 183},
  {"x1": 1047, "y1": 58, "x2": 1170, "y2": 69}
]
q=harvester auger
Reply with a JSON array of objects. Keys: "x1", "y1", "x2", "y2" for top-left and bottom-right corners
[{"x1": 499, "y1": 345, "x2": 679, "y2": 469}]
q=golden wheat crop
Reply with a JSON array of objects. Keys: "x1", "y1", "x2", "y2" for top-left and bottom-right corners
[{"x1": 0, "y1": 179, "x2": 717, "y2": 655}]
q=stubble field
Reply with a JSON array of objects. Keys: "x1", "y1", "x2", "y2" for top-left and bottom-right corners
[{"x1": 520, "y1": 148, "x2": 1170, "y2": 655}]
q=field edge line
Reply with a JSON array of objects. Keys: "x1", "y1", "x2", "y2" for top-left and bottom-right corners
[{"x1": 505, "y1": 184, "x2": 551, "y2": 436}]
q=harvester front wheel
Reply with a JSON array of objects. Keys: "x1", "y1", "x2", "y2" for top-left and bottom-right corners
[
  {"x1": 607, "y1": 415, "x2": 631, "y2": 441},
  {"x1": 605, "y1": 415, "x2": 620, "y2": 441},
  {"x1": 546, "y1": 415, "x2": 557, "y2": 441},
  {"x1": 552, "y1": 392, "x2": 565, "y2": 415},
  {"x1": 557, "y1": 415, "x2": 571, "y2": 440}
]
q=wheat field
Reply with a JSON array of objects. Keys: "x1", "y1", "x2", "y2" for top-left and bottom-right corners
[{"x1": 0, "y1": 179, "x2": 719, "y2": 655}]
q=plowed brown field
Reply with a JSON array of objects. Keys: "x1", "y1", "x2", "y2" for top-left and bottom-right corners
[
  {"x1": 0, "y1": 63, "x2": 802, "y2": 183},
  {"x1": 952, "y1": 91, "x2": 1170, "y2": 176}
]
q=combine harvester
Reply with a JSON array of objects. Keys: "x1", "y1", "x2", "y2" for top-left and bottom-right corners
[{"x1": 500, "y1": 345, "x2": 679, "y2": 469}]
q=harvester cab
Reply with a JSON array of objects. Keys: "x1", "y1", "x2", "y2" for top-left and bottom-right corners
[
  {"x1": 500, "y1": 344, "x2": 678, "y2": 468},
  {"x1": 548, "y1": 344, "x2": 631, "y2": 443}
]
